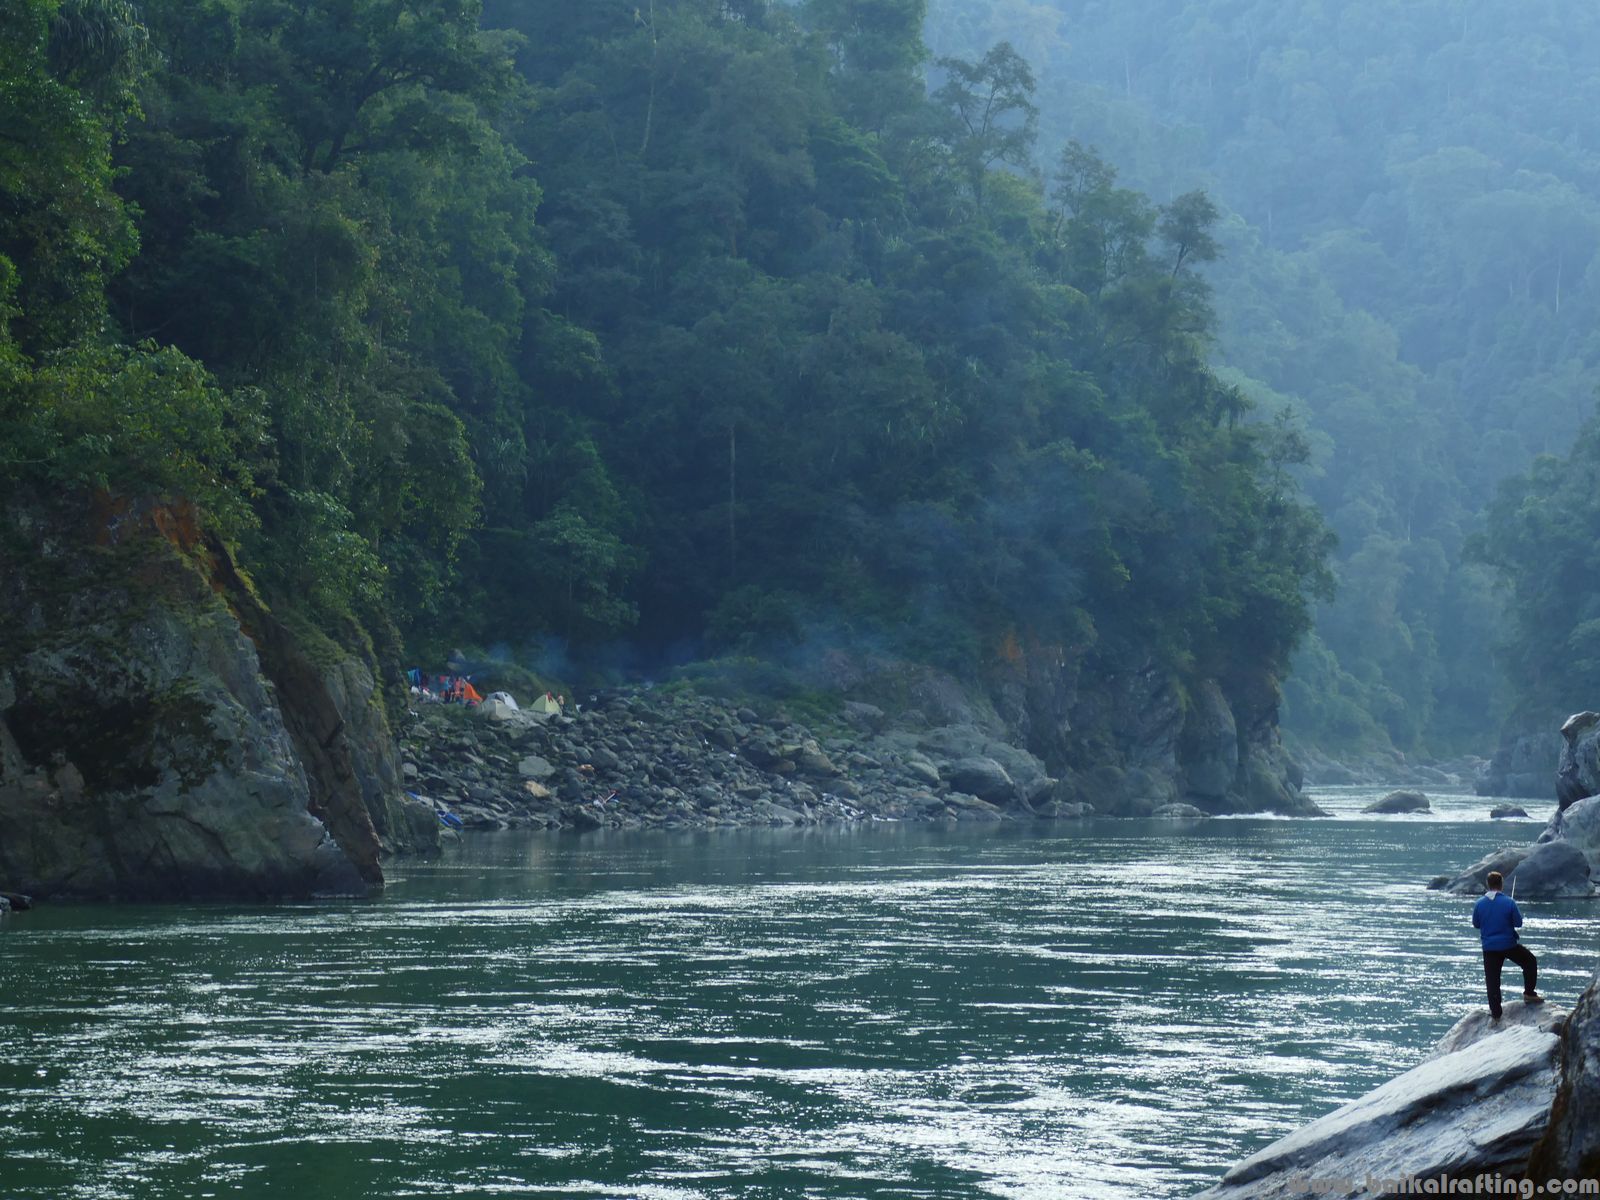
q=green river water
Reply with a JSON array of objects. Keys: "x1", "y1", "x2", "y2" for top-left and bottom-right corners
[{"x1": 3, "y1": 788, "x2": 1597, "y2": 1199}]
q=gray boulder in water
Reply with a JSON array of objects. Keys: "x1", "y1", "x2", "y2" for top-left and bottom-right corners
[
  {"x1": 1491, "y1": 804, "x2": 1532, "y2": 819},
  {"x1": 1196, "y1": 1014, "x2": 1564, "y2": 1198},
  {"x1": 1363, "y1": 790, "x2": 1430, "y2": 814},
  {"x1": 1505, "y1": 840, "x2": 1595, "y2": 899},
  {"x1": 1435, "y1": 845, "x2": 1532, "y2": 895}
]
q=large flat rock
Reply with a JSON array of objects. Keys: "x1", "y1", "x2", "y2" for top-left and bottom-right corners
[{"x1": 1196, "y1": 1019, "x2": 1563, "y2": 1198}]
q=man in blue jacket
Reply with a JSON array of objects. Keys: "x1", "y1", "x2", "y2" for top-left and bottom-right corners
[{"x1": 1473, "y1": 870, "x2": 1544, "y2": 1019}]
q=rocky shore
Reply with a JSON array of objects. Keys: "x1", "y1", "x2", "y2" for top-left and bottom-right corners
[
  {"x1": 0, "y1": 495, "x2": 1324, "y2": 900},
  {"x1": 399, "y1": 688, "x2": 1080, "y2": 833}
]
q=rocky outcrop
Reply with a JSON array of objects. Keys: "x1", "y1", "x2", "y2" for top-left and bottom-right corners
[
  {"x1": 1478, "y1": 731, "x2": 1563, "y2": 799},
  {"x1": 1558, "y1": 711, "x2": 1600, "y2": 812},
  {"x1": 1198, "y1": 1002, "x2": 1568, "y2": 1199},
  {"x1": 1433, "y1": 845, "x2": 1532, "y2": 895},
  {"x1": 1436, "y1": 838, "x2": 1594, "y2": 899},
  {"x1": 1180, "y1": 679, "x2": 1239, "y2": 799},
  {"x1": 1506, "y1": 841, "x2": 1595, "y2": 899},
  {"x1": 983, "y1": 639, "x2": 1319, "y2": 818},
  {"x1": 1438, "y1": 713, "x2": 1600, "y2": 899},
  {"x1": 1530, "y1": 977, "x2": 1600, "y2": 1181},
  {"x1": 1363, "y1": 790, "x2": 1430, "y2": 814},
  {"x1": 0, "y1": 497, "x2": 430, "y2": 901}
]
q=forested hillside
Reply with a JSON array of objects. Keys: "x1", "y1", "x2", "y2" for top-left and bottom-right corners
[
  {"x1": 2, "y1": 0, "x2": 1330, "y2": 760},
  {"x1": 925, "y1": 0, "x2": 1600, "y2": 750}
]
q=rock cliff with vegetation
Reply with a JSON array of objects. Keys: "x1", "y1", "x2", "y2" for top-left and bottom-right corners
[
  {"x1": 0, "y1": 497, "x2": 437, "y2": 899},
  {"x1": 0, "y1": 0, "x2": 1333, "y2": 898}
]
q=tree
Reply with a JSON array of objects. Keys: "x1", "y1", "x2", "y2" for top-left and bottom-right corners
[{"x1": 933, "y1": 41, "x2": 1037, "y2": 203}]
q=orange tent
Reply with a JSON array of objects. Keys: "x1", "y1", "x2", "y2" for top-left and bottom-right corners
[{"x1": 461, "y1": 681, "x2": 485, "y2": 704}]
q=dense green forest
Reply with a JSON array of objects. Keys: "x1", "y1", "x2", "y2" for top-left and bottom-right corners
[
  {"x1": 14, "y1": 0, "x2": 1600, "y2": 756},
  {"x1": 925, "y1": 0, "x2": 1600, "y2": 750},
  {"x1": 3, "y1": 0, "x2": 1333, "y2": 726}
]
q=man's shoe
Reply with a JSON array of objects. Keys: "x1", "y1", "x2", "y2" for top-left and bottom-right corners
[{"x1": 1524, "y1": 993, "x2": 1546, "y2": 1005}]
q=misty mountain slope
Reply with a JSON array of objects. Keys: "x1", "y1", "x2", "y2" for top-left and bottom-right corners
[{"x1": 927, "y1": 0, "x2": 1600, "y2": 751}]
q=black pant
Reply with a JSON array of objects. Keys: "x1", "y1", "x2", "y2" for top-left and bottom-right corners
[{"x1": 1483, "y1": 945, "x2": 1537, "y2": 1016}]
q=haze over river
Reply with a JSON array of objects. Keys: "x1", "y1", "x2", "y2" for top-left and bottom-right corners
[{"x1": 4, "y1": 789, "x2": 1596, "y2": 1199}]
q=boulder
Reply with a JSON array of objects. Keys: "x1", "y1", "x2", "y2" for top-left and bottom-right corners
[
  {"x1": 1438, "y1": 845, "x2": 1533, "y2": 895},
  {"x1": 1505, "y1": 840, "x2": 1594, "y2": 899},
  {"x1": 517, "y1": 755, "x2": 556, "y2": 781},
  {"x1": 945, "y1": 792, "x2": 1005, "y2": 822},
  {"x1": 561, "y1": 805, "x2": 606, "y2": 832},
  {"x1": 1363, "y1": 790, "x2": 1430, "y2": 814},
  {"x1": 793, "y1": 743, "x2": 839, "y2": 778},
  {"x1": 942, "y1": 756, "x2": 1017, "y2": 805},
  {"x1": 1491, "y1": 804, "x2": 1532, "y2": 819},
  {"x1": 1196, "y1": 1023, "x2": 1564, "y2": 1199}
]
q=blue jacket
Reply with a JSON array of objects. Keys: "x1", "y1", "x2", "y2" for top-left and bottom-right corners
[{"x1": 1473, "y1": 891, "x2": 1523, "y2": 951}]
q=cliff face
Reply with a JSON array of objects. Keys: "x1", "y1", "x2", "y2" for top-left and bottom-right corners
[
  {"x1": 0, "y1": 498, "x2": 435, "y2": 901},
  {"x1": 1478, "y1": 731, "x2": 1564, "y2": 799},
  {"x1": 989, "y1": 638, "x2": 1318, "y2": 817}
]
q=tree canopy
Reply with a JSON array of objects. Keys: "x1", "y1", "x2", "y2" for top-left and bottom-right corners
[{"x1": 1, "y1": 0, "x2": 1332, "y2": 716}]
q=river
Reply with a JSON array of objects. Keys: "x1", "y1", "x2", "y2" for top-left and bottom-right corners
[{"x1": 3, "y1": 788, "x2": 1596, "y2": 1199}]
